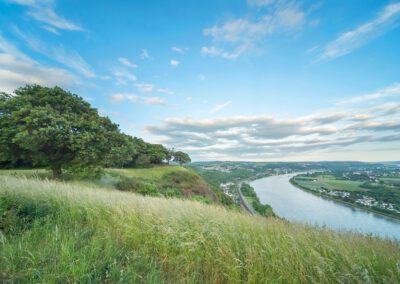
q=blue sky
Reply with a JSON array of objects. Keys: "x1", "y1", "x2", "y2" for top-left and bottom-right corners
[{"x1": 1, "y1": 0, "x2": 400, "y2": 161}]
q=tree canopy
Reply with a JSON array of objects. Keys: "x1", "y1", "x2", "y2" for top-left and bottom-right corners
[
  {"x1": 173, "y1": 151, "x2": 191, "y2": 165},
  {"x1": 0, "y1": 85, "x2": 191, "y2": 178}
]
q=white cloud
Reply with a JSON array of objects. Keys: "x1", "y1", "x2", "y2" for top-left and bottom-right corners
[
  {"x1": 8, "y1": 0, "x2": 83, "y2": 32},
  {"x1": 157, "y1": 88, "x2": 174, "y2": 95},
  {"x1": 141, "y1": 49, "x2": 149, "y2": 59},
  {"x1": 0, "y1": 33, "x2": 33, "y2": 62},
  {"x1": 110, "y1": 93, "x2": 125, "y2": 102},
  {"x1": 337, "y1": 84, "x2": 400, "y2": 105},
  {"x1": 7, "y1": 0, "x2": 35, "y2": 4},
  {"x1": 143, "y1": 96, "x2": 166, "y2": 105},
  {"x1": 209, "y1": 100, "x2": 232, "y2": 114},
  {"x1": 118, "y1": 57, "x2": 138, "y2": 68},
  {"x1": 135, "y1": 82, "x2": 154, "y2": 93},
  {"x1": 14, "y1": 28, "x2": 95, "y2": 77},
  {"x1": 109, "y1": 93, "x2": 166, "y2": 106},
  {"x1": 247, "y1": 0, "x2": 275, "y2": 7},
  {"x1": 200, "y1": 46, "x2": 246, "y2": 60},
  {"x1": 171, "y1": 46, "x2": 187, "y2": 53},
  {"x1": 110, "y1": 93, "x2": 139, "y2": 103},
  {"x1": 201, "y1": 2, "x2": 305, "y2": 59},
  {"x1": 51, "y1": 46, "x2": 95, "y2": 78},
  {"x1": 0, "y1": 36, "x2": 75, "y2": 93},
  {"x1": 320, "y1": 3, "x2": 400, "y2": 60},
  {"x1": 113, "y1": 71, "x2": 137, "y2": 85},
  {"x1": 170, "y1": 59, "x2": 180, "y2": 67},
  {"x1": 41, "y1": 25, "x2": 59, "y2": 34},
  {"x1": 146, "y1": 84, "x2": 400, "y2": 161}
]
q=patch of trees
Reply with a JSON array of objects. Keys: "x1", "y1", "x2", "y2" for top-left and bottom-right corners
[
  {"x1": 0, "y1": 85, "x2": 191, "y2": 178},
  {"x1": 241, "y1": 183, "x2": 275, "y2": 217}
]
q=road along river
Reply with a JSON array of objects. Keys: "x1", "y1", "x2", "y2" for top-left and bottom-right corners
[{"x1": 250, "y1": 173, "x2": 400, "y2": 240}]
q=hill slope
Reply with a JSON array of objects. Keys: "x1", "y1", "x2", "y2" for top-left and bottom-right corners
[
  {"x1": 1, "y1": 176, "x2": 399, "y2": 283},
  {"x1": 0, "y1": 166, "x2": 232, "y2": 206}
]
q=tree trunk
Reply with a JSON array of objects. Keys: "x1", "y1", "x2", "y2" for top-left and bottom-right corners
[{"x1": 52, "y1": 166, "x2": 62, "y2": 179}]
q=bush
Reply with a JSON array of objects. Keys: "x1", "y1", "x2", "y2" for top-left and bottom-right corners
[
  {"x1": 163, "y1": 187, "x2": 183, "y2": 198},
  {"x1": 115, "y1": 178, "x2": 161, "y2": 196},
  {"x1": 161, "y1": 171, "x2": 199, "y2": 188},
  {"x1": 191, "y1": 195, "x2": 212, "y2": 204}
]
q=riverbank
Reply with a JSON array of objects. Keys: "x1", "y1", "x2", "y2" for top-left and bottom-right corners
[
  {"x1": 290, "y1": 177, "x2": 400, "y2": 221},
  {"x1": 250, "y1": 173, "x2": 400, "y2": 239}
]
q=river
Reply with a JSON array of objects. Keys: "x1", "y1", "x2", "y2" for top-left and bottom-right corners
[{"x1": 250, "y1": 173, "x2": 400, "y2": 240}]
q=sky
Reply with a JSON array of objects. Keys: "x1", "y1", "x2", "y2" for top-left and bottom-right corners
[{"x1": 0, "y1": 0, "x2": 399, "y2": 162}]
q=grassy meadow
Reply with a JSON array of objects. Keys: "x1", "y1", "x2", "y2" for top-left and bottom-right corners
[
  {"x1": 293, "y1": 175, "x2": 368, "y2": 192},
  {"x1": 0, "y1": 166, "x2": 219, "y2": 199},
  {"x1": 1, "y1": 175, "x2": 399, "y2": 283}
]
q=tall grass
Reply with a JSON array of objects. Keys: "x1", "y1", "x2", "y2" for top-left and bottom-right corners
[{"x1": 1, "y1": 175, "x2": 399, "y2": 283}]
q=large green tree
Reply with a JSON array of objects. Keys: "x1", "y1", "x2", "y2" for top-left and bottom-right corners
[
  {"x1": 173, "y1": 151, "x2": 191, "y2": 165},
  {"x1": 0, "y1": 85, "x2": 128, "y2": 178},
  {"x1": 148, "y1": 144, "x2": 168, "y2": 164}
]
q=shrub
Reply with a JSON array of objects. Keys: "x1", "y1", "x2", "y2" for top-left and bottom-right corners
[
  {"x1": 115, "y1": 177, "x2": 160, "y2": 196},
  {"x1": 163, "y1": 187, "x2": 183, "y2": 198}
]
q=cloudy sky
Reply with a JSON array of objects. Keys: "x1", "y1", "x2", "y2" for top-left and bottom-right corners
[{"x1": 1, "y1": 0, "x2": 400, "y2": 161}]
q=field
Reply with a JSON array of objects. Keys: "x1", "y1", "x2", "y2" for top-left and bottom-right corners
[
  {"x1": 293, "y1": 175, "x2": 367, "y2": 192},
  {"x1": 1, "y1": 175, "x2": 399, "y2": 283},
  {"x1": 380, "y1": 177, "x2": 400, "y2": 186}
]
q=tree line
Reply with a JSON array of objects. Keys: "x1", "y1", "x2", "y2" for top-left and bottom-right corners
[{"x1": 0, "y1": 85, "x2": 191, "y2": 178}]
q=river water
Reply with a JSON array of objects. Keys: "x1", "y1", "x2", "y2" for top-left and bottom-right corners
[{"x1": 250, "y1": 173, "x2": 400, "y2": 240}]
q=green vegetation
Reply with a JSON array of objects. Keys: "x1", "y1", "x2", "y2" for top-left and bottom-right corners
[
  {"x1": 112, "y1": 167, "x2": 217, "y2": 202},
  {"x1": 1, "y1": 175, "x2": 399, "y2": 283},
  {"x1": 0, "y1": 166, "x2": 223, "y2": 204},
  {"x1": 2, "y1": 86, "x2": 400, "y2": 282},
  {"x1": 190, "y1": 165, "x2": 256, "y2": 186},
  {"x1": 240, "y1": 183, "x2": 275, "y2": 217},
  {"x1": 0, "y1": 85, "x2": 191, "y2": 177},
  {"x1": 293, "y1": 175, "x2": 367, "y2": 192},
  {"x1": 173, "y1": 151, "x2": 191, "y2": 165},
  {"x1": 292, "y1": 172, "x2": 400, "y2": 219}
]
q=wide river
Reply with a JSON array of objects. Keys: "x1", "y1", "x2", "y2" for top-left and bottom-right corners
[{"x1": 250, "y1": 173, "x2": 400, "y2": 240}]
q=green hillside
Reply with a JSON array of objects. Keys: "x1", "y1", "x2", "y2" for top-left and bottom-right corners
[
  {"x1": 0, "y1": 166, "x2": 231, "y2": 206},
  {"x1": 1, "y1": 175, "x2": 399, "y2": 283}
]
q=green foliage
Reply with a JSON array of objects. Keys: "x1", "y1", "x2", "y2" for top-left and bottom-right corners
[
  {"x1": 173, "y1": 151, "x2": 191, "y2": 165},
  {"x1": 252, "y1": 201, "x2": 274, "y2": 217},
  {"x1": 113, "y1": 167, "x2": 217, "y2": 200},
  {"x1": 104, "y1": 134, "x2": 138, "y2": 168},
  {"x1": 241, "y1": 183, "x2": 275, "y2": 217},
  {"x1": 163, "y1": 187, "x2": 183, "y2": 198},
  {"x1": 1, "y1": 176, "x2": 399, "y2": 283},
  {"x1": 161, "y1": 170, "x2": 216, "y2": 201},
  {"x1": 191, "y1": 195, "x2": 212, "y2": 204},
  {"x1": 0, "y1": 85, "x2": 131, "y2": 178},
  {"x1": 0, "y1": 85, "x2": 192, "y2": 176},
  {"x1": 293, "y1": 173, "x2": 400, "y2": 218},
  {"x1": 148, "y1": 144, "x2": 168, "y2": 164},
  {"x1": 189, "y1": 166, "x2": 255, "y2": 185},
  {"x1": 241, "y1": 183, "x2": 258, "y2": 198},
  {"x1": 134, "y1": 154, "x2": 152, "y2": 168},
  {"x1": 165, "y1": 148, "x2": 174, "y2": 164},
  {"x1": 115, "y1": 177, "x2": 161, "y2": 196}
]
